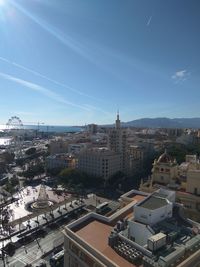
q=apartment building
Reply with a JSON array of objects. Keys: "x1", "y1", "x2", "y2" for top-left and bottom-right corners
[{"x1": 78, "y1": 148, "x2": 121, "y2": 179}]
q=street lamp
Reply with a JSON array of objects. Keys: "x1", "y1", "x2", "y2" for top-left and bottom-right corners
[
  {"x1": 35, "y1": 237, "x2": 41, "y2": 250},
  {"x1": 1, "y1": 240, "x2": 6, "y2": 267}
]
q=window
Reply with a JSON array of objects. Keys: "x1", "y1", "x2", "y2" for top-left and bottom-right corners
[
  {"x1": 70, "y1": 243, "x2": 79, "y2": 256},
  {"x1": 141, "y1": 214, "x2": 147, "y2": 219},
  {"x1": 185, "y1": 204, "x2": 191, "y2": 209},
  {"x1": 194, "y1": 188, "x2": 198, "y2": 195}
]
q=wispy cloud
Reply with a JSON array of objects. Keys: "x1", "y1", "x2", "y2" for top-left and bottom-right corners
[
  {"x1": 8, "y1": 0, "x2": 94, "y2": 63},
  {"x1": 171, "y1": 70, "x2": 190, "y2": 83},
  {"x1": 7, "y1": 1, "x2": 155, "y2": 85},
  {"x1": 83, "y1": 104, "x2": 112, "y2": 117},
  {"x1": 147, "y1": 16, "x2": 152, "y2": 26},
  {"x1": 0, "y1": 72, "x2": 90, "y2": 111},
  {"x1": 7, "y1": 0, "x2": 131, "y2": 83},
  {"x1": 0, "y1": 56, "x2": 101, "y2": 102}
]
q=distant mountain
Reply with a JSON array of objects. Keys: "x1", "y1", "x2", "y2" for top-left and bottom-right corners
[{"x1": 120, "y1": 118, "x2": 200, "y2": 129}]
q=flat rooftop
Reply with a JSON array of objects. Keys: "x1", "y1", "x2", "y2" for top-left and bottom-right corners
[
  {"x1": 67, "y1": 192, "x2": 148, "y2": 266},
  {"x1": 70, "y1": 194, "x2": 146, "y2": 266},
  {"x1": 76, "y1": 220, "x2": 139, "y2": 267},
  {"x1": 138, "y1": 196, "x2": 168, "y2": 210}
]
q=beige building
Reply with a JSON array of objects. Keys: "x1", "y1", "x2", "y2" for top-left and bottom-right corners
[
  {"x1": 46, "y1": 153, "x2": 76, "y2": 170},
  {"x1": 78, "y1": 148, "x2": 121, "y2": 179},
  {"x1": 151, "y1": 150, "x2": 178, "y2": 185},
  {"x1": 68, "y1": 143, "x2": 89, "y2": 155},
  {"x1": 186, "y1": 169, "x2": 200, "y2": 195},
  {"x1": 87, "y1": 123, "x2": 98, "y2": 134},
  {"x1": 140, "y1": 152, "x2": 200, "y2": 221},
  {"x1": 49, "y1": 139, "x2": 69, "y2": 155},
  {"x1": 128, "y1": 145, "x2": 144, "y2": 173}
]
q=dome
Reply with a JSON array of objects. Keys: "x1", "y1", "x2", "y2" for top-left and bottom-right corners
[{"x1": 157, "y1": 150, "x2": 172, "y2": 163}]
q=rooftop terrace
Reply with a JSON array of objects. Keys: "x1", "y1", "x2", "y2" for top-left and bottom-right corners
[
  {"x1": 67, "y1": 193, "x2": 145, "y2": 267},
  {"x1": 66, "y1": 189, "x2": 200, "y2": 267},
  {"x1": 76, "y1": 220, "x2": 140, "y2": 267}
]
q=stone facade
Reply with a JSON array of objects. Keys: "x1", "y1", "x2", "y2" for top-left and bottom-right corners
[{"x1": 140, "y1": 152, "x2": 200, "y2": 221}]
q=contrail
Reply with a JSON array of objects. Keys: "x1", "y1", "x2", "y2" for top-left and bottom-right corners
[
  {"x1": 147, "y1": 16, "x2": 152, "y2": 26},
  {"x1": 83, "y1": 104, "x2": 113, "y2": 116},
  {"x1": 0, "y1": 56, "x2": 100, "y2": 102},
  {"x1": 0, "y1": 71, "x2": 91, "y2": 111},
  {"x1": 8, "y1": 0, "x2": 94, "y2": 63},
  {"x1": 7, "y1": 0, "x2": 139, "y2": 88}
]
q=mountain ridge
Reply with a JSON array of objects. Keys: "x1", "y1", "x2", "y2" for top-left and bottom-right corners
[{"x1": 104, "y1": 117, "x2": 200, "y2": 129}]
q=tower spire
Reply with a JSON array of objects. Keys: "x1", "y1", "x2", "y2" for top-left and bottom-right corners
[{"x1": 115, "y1": 110, "x2": 120, "y2": 129}]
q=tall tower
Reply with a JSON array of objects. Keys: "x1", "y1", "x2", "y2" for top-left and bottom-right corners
[
  {"x1": 108, "y1": 112, "x2": 128, "y2": 173},
  {"x1": 115, "y1": 110, "x2": 121, "y2": 129}
]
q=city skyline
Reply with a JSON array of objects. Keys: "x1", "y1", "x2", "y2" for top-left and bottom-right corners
[{"x1": 0, "y1": 0, "x2": 200, "y2": 125}]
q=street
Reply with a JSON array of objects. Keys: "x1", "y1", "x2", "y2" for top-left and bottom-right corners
[{"x1": 1, "y1": 228, "x2": 64, "y2": 267}]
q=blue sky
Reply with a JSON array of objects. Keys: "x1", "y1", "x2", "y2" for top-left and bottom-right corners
[{"x1": 0, "y1": 0, "x2": 200, "y2": 125}]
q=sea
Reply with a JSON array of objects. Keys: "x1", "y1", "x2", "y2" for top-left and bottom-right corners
[
  {"x1": 0, "y1": 124, "x2": 84, "y2": 133},
  {"x1": 0, "y1": 124, "x2": 83, "y2": 147}
]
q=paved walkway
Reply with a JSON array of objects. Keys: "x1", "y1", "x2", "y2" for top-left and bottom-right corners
[{"x1": 0, "y1": 198, "x2": 85, "y2": 249}]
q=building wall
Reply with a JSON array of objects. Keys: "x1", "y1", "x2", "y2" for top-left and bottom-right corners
[
  {"x1": 64, "y1": 236, "x2": 105, "y2": 267},
  {"x1": 49, "y1": 139, "x2": 69, "y2": 155},
  {"x1": 88, "y1": 124, "x2": 98, "y2": 134},
  {"x1": 64, "y1": 228, "x2": 113, "y2": 267},
  {"x1": 152, "y1": 162, "x2": 178, "y2": 185},
  {"x1": 129, "y1": 146, "x2": 144, "y2": 161},
  {"x1": 108, "y1": 129, "x2": 128, "y2": 173},
  {"x1": 68, "y1": 143, "x2": 88, "y2": 155},
  {"x1": 127, "y1": 146, "x2": 144, "y2": 175},
  {"x1": 128, "y1": 220, "x2": 153, "y2": 246},
  {"x1": 46, "y1": 154, "x2": 76, "y2": 170},
  {"x1": 186, "y1": 170, "x2": 200, "y2": 195},
  {"x1": 134, "y1": 201, "x2": 172, "y2": 225},
  {"x1": 78, "y1": 149, "x2": 121, "y2": 179}
]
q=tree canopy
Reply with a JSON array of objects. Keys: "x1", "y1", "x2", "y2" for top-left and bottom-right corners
[
  {"x1": 59, "y1": 168, "x2": 103, "y2": 188},
  {"x1": 25, "y1": 147, "x2": 36, "y2": 155}
]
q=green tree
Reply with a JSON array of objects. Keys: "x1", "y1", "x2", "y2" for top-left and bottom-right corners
[
  {"x1": 107, "y1": 171, "x2": 125, "y2": 186},
  {"x1": 25, "y1": 147, "x2": 36, "y2": 155},
  {"x1": 0, "y1": 152, "x2": 15, "y2": 164},
  {"x1": 10, "y1": 176, "x2": 19, "y2": 187},
  {"x1": 59, "y1": 168, "x2": 102, "y2": 188},
  {"x1": 5, "y1": 182, "x2": 15, "y2": 194},
  {"x1": 47, "y1": 167, "x2": 62, "y2": 176}
]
